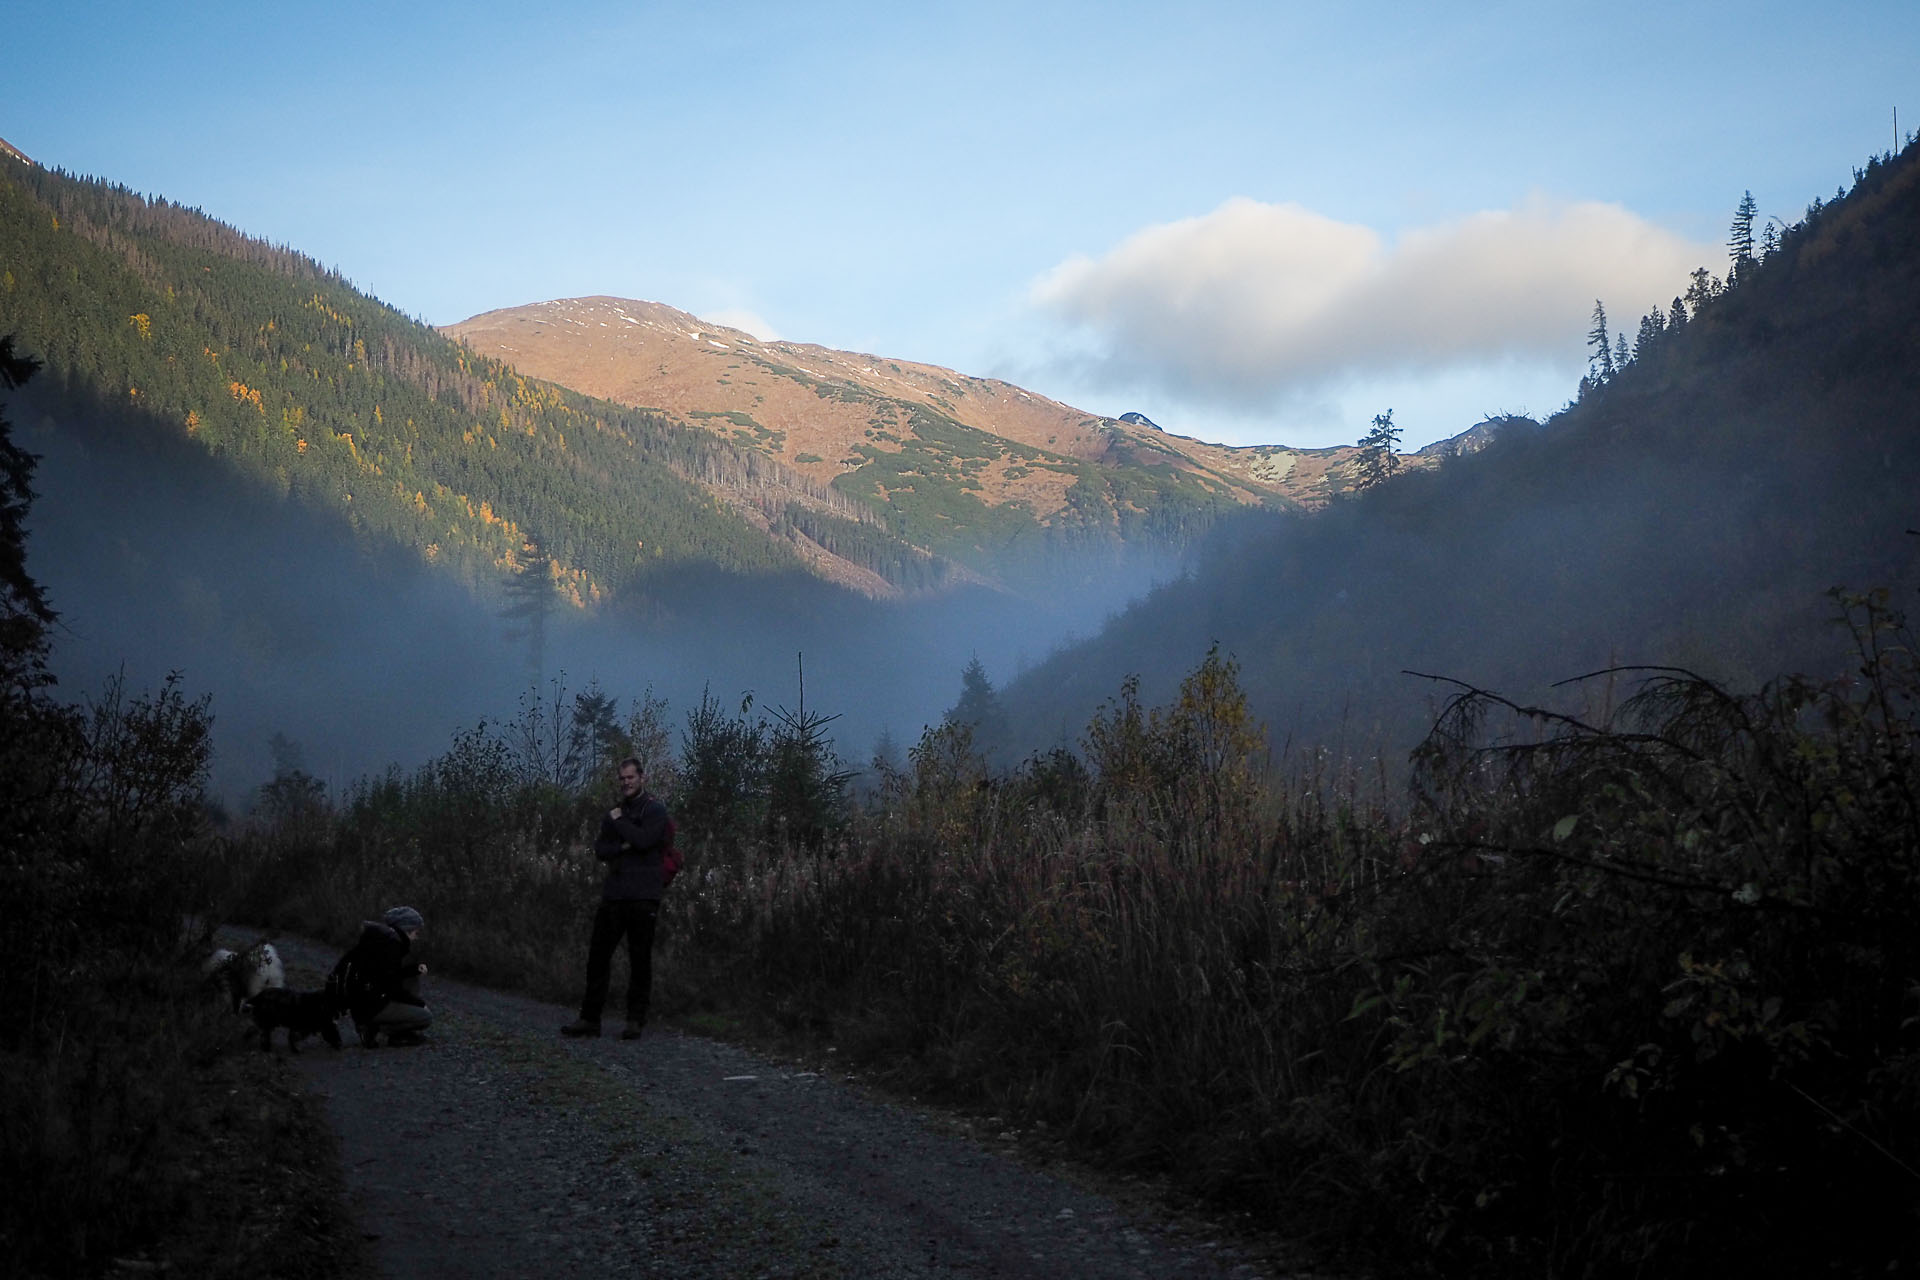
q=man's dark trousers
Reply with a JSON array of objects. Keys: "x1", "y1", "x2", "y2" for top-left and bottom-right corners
[{"x1": 580, "y1": 899, "x2": 659, "y2": 1027}]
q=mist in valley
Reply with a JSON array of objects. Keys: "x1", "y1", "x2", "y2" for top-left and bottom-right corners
[{"x1": 18, "y1": 380, "x2": 1177, "y2": 807}]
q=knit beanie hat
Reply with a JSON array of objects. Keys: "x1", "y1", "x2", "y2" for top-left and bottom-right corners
[{"x1": 384, "y1": 905, "x2": 425, "y2": 933}]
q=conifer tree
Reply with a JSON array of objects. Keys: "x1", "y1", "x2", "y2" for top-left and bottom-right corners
[
  {"x1": 947, "y1": 655, "x2": 1007, "y2": 745},
  {"x1": 1684, "y1": 268, "x2": 1720, "y2": 317},
  {"x1": 500, "y1": 551, "x2": 555, "y2": 682},
  {"x1": 0, "y1": 335, "x2": 52, "y2": 679},
  {"x1": 1353, "y1": 410, "x2": 1402, "y2": 490},
  {"x1": 764, "y1": 655, "x2": 851, "y2": 851},
  {"x1": 1587, "y1": 301, "x2": 1614, "y2": 379},
  {"x1": 1728, "y1": 190, "x2": 1758, "y2": 276},
  {"x1": 1728, "y1": 189, "x2": 1758, "y2": 285},
  {"x1": 1635, "y1": 309, "x2": 1665, "y2": 358}
]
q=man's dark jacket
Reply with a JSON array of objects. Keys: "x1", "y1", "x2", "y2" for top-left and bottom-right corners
[{"x1": 595, "y1": 791, "x2": 670, "y2": 901}]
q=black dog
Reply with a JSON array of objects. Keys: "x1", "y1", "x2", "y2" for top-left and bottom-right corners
[{"x1": 245, "y1": 987, "x2": 342, "y2": 1053}]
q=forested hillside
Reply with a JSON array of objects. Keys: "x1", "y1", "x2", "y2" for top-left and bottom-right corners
[
  {"x1": 0, "y1": 156, "x2": 1185, "y2": 796},
  {"x1": 995, "y1": 140, "x2": 1920, "y2": 764},
  {"x1": 0, "y1": 157, "x2": 972, "y2": 601}
]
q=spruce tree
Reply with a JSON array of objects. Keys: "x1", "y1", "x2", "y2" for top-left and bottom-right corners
[
  {"x1": 0, "y1": 335, "x2": 52, "y2": 680},
  {"x1": 1684, "y1": 268, "x2": 1720, "y2": 317},
  {"x1": 1587, "y1": 301, "x2": 1614, "y2": 379},
  {"x1": 499, "y1": 551, "x2": 555, "y2": 682},
  {"x1": 948, "y1": 655, "x2": 1008, "y2": 746},
  {"x1": 1353, "y1": 410, "x2": 1402, "y2": 490},
  {"x1": 1728, "y1": 191, "x2": 1758, "y2": 273},
  {"x1": 1635, "y1": 310, "x2": 1665, "y2": 358}
]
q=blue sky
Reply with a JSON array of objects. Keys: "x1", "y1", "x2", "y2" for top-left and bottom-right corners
[{"x1": 5, "y1": 1, "x2": 1913, "y2": 448}]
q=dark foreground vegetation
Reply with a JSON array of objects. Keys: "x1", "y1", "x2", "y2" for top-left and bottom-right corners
[
  {"x1": 0, "y1": 341, "x2": 366, "y2": 1279},
  {"x1": 216, "y1": 614, "x2": 1920, "y2": 1277}
]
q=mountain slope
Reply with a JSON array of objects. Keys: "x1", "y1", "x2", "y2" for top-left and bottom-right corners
[
  {"x1": 0, "y1": 158, "x2": 964, "y2": 602},
  {"x1": 995, "y1": 140, "x2": 1920, "y2": 761},
  {"x1": 443, "y1": 298, "x2": 1407, "y2": 570}
]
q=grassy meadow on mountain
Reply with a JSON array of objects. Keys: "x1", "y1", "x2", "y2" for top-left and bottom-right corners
[
  {"x1": 4, "y1": 125, "x2": 1919, "y2": 1279},
  {"x1": 442, "y1": 297, "x2": 1385, "y2": 576}
]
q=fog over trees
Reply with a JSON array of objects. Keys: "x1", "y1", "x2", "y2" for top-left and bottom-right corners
[
  {"x1": 990, "y1": 139, "x2": 1920, "y2": 774},
  {"x1": 17, "y1": 371, "x2": 1180, "y2": 801}
]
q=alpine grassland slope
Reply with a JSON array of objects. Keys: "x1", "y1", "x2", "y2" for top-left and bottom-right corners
[
  {"x1": 993, "y1": 138, "x2": 1920, "y2": 769},
  {"x1": 444, "y1": 297, "x2": 1395, "y2": 579}
]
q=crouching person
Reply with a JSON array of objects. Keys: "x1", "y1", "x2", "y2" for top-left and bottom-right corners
[{"x1": 329, "y1": 905, "x2": 432, "y2": 1047}]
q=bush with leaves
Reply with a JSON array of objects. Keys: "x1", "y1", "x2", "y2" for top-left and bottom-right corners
[{"x1": 1340, "y1": 588, "x2": 1920, "y2": 1273}]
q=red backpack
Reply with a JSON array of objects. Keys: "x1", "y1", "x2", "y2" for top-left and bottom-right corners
[{"x1": 660, "y1": 816, "x2": 683, "y2": 887}]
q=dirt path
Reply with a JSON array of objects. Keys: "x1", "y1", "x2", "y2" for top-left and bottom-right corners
[{"x1": 243, "y1": 932, "x2": 1302, "y2": 1279}]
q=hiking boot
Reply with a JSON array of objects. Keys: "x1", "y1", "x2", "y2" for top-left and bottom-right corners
[
  {"x1": 619, "y1": 1022, "x2": 644, "y2": 1041},
  {"x1": 559, "y1": 1018, "x2": 601, "y2": 1038}
]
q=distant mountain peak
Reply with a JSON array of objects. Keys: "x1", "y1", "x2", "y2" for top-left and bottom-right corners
[{"x1": 443, "y1": 298, "x2": 1407, "y2": 555}]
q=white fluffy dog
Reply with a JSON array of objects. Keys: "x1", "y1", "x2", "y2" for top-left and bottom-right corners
[{"x1": 207, "y1": 942, "x2": 286, "y2": 1012}]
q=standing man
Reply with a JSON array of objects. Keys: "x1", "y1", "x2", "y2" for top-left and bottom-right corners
[{"x1": 561, "y1": 757, "x2": 669, "y2": 1040}]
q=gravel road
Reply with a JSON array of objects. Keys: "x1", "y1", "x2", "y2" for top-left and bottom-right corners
[{"x1": 243, "y1": 932, "x2": 1305, "y2": 1280}]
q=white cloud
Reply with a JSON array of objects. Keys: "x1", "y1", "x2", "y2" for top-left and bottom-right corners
[
  {"x1": 702, "y1": 307, "x2": 781, "y2": 341},
  {"x1": 1030, "y1": 196, "x2": 1716, "y2": 411}
]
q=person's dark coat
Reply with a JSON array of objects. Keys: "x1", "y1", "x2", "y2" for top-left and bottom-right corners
[
  {"x1": 594, "y1": 791, "x2": 670, "y2": 901},
  {"x1": 328, "y1": 920, "x2": 423, "y2": 1023}
]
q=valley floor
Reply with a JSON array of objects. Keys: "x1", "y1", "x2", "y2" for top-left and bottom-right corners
[{"x1": 246, "y1": 932, "x2": 1313, "y2": 1280}]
